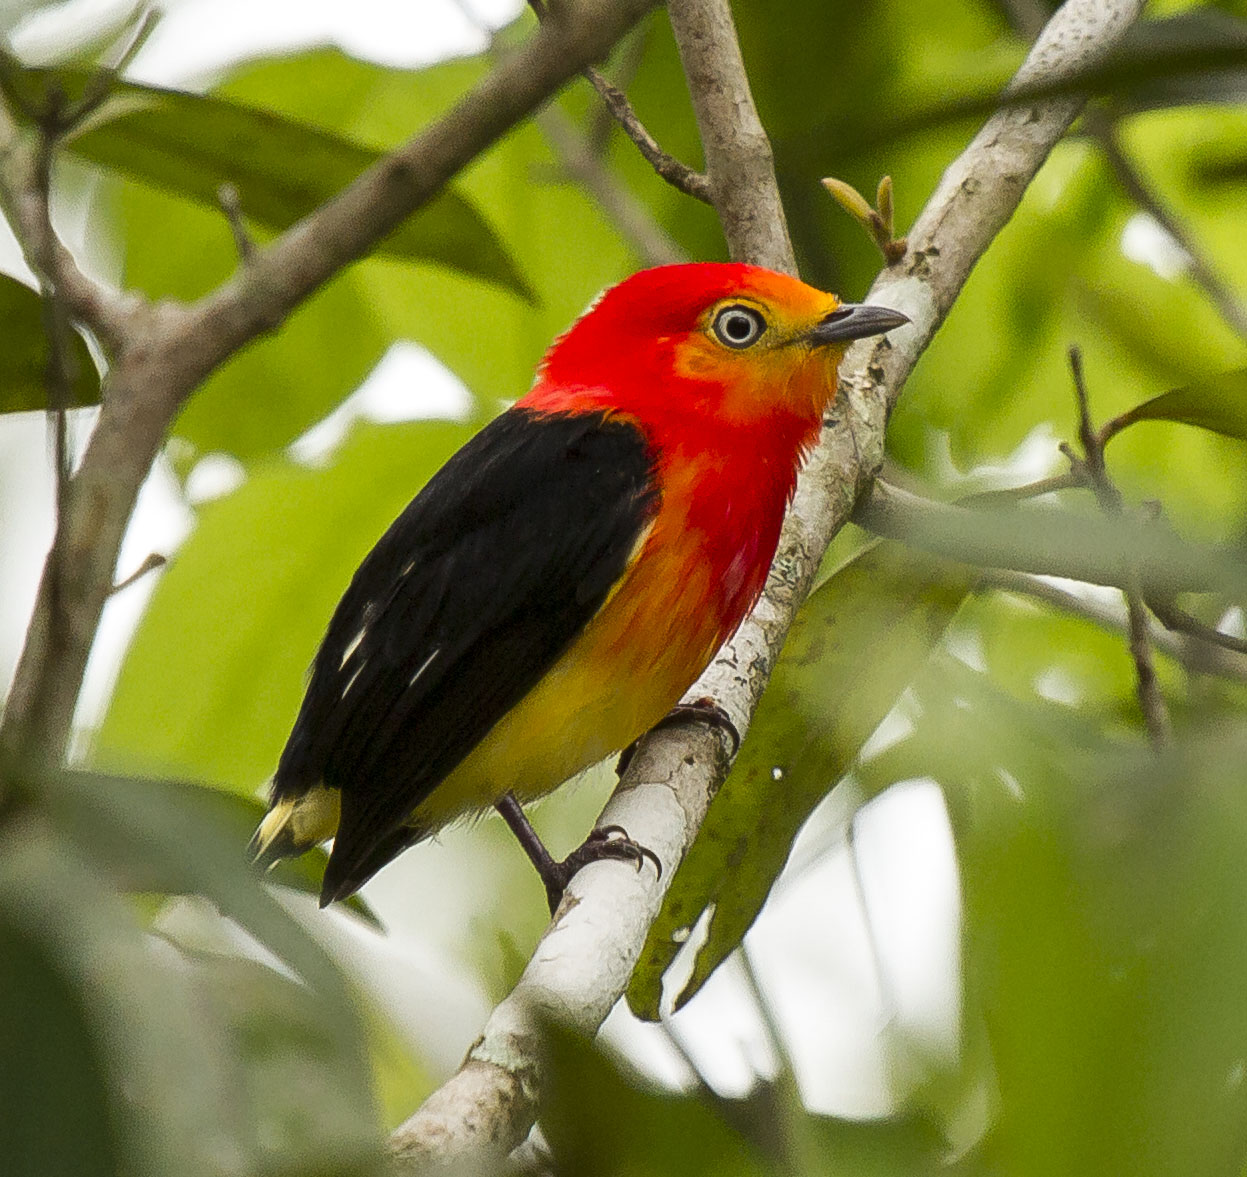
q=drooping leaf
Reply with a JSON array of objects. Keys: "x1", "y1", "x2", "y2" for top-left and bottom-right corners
[
  {"x1": 0, "y1": 806, "x2": 236, "y2": 1177},
  {"x1": 0, "y1": 272, "x2": 99, "y2": 413},
  {"x1": 1106, "y1": 367, "x2": 1247, "y2": 443},
  {"x1": 627, "y1": 542, "x2": 974, "y2": 1020},
  {"x1": 102, "y1": 42, "x2": 639, "y2": 461},
  {"x1": 75, "y1": 774, "x2": 379, "y2": 927}
]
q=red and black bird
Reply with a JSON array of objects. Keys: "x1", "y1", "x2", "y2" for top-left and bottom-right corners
[{"x1": 250, "y1": 263, "x2": 908, "y2": 911}]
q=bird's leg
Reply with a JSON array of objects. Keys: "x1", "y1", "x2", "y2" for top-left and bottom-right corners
[
  {"x1": 615, "y1": 696, "x2": 741, "y2": 778},
  {"x1": 495, "y1": 791, "x2": 661, "y2": 916}
]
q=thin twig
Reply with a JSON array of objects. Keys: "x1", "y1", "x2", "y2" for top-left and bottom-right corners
[
  {"x1": 216, "y1": 183, "x2": 256, "y2": 264},
  {"x1": 1067, "y1": 346, "x2": 1171, "y2": 747},
  {"x1": 65, "y1": 8, "x2": 162, "y2": 130},
  {"x1": 960, "y1": 470, "x2": 1087, "y2": 505},
  {"x1": 1085, "y1": 105, "x2": 1247, "y2": 345},
  {"x1": 0, "y1": 84, "x2": 135, "y2": 354},
  {"x1": 581, "y1": 68, "x2": 712, "y2": 203},
  {"x1": 536, "y1": 106, "x2": 687, "y2": 266},
  {"x1": 526, "y1": 0, "x2": 712, "y2": 203},
  {"x1": 1148, "y1": 597, "x2": 1247, "y2": 657},
  {"x1": 981, "y1": 569, "x2": 1247, "y2": 681},
  {"x1": 22, "y1": 114, "x2": 82, "y2": 745},
  {"x1": 110, "y1": 553, "x2": 167, "y2": 596},
  {"x1": 584, "y1": 26, "x2": 649, "y2": 156}
]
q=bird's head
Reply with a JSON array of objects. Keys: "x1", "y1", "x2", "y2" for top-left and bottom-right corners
[{"x1": 528, "y1": 263, "x2": 909, "y2": 441}]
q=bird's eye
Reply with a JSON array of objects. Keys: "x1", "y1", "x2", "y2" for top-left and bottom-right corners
[{"x1": 712, "y1": 305, "x2": 766, "y2": 349}]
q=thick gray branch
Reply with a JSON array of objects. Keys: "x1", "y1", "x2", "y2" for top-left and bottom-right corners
[
  {"x1": 387, "y1": 0, "x2": 1145, "y2": 1169},
  {"x1": 666, "y1": 0, "x2": 795, "y2": 271}
]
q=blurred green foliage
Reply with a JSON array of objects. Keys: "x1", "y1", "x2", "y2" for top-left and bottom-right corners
[
  {"x1": 0, "y1": 273, "x2": 98, "y2": 412},
  {"x1": 3, "y1": 0, "x2": 1247, "y2": 1172}
]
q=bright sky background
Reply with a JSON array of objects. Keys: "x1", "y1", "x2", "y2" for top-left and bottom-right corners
[{"x1": 0, "y1": 0, "x2": 983, "y2": 1122}]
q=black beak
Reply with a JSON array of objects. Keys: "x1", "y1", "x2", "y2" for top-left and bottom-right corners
[{"x1": 807, "y1": 303, "x2": 910, "y2": 345}]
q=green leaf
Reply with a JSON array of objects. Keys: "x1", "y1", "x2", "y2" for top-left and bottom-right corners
[
  {"x1": 34, "y1": 767, "x2": 382, "y2": 1168},
  {"x1": 627, "y1": 542, "x2": 974, "y2": 1020},
  {"x1": 1107, "y1": 367, "x2": 1247, "y2": 443},
  {"x1": 0, "y1": 806, "x2": 239, "y2": 1177},
  {"x1": 0, "y1": 272, "x2": 99, "y2": 413},
  {"x1": 77, "y1": 775, "x2": 380, "y2": 927},
  {"x1": 59, "y1": 74, "x2": 530, "y2": 297},
  {"x1": 101, "y1": 44, "x2": 638, "y2": 461},
  {"x1": 541, "y1": 1024, "x2": 769, "y2": 1177},
  {"x1": 94, "y1": 419, "x2": 475, "y2": 790}
]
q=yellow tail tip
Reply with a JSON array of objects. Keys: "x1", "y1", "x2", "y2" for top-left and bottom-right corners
[{"x1": 249, "y1": 787, "x2": 341, "y2": 870}]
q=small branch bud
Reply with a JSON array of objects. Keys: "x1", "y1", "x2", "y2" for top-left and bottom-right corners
[{"x1": 823, "y1": 174, "x2": 907, "y2": 264}]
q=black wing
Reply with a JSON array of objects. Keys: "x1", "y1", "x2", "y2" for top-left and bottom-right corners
[{"x1": 273, "y1": 407, "x2": 658, "y2": 901}]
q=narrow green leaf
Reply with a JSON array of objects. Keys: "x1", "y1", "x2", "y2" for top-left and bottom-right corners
[
  {"x1": 0, "y1": 273, "x2": 99, "y2": 413},
  {"x1": 0, "y1": 809, "x2": 237, "y2": 1177},
  {"x1": 1108, "y1": 367, "x2": 1247, "y2": 443},
  {"x1": 55, "y1": 74, "x2": 531, "y2": 297},
  {"x1": 627, "y1": 542, "x2": 974, "y2": 1020},
  {"x1": 38, "y1": 768, "x2": 378, "y2": 1116}
]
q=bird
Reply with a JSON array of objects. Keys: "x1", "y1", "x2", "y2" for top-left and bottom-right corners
[{"x1": 249, "y1": 262, "x2": 908, "y2": 913}]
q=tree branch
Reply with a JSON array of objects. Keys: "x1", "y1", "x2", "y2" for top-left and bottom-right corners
[
  {"x1": 0, "y1": 0, "x2": 661, "y2": 764},
  {"x1": 387, "y1": 0, "x2": 1146, "y2": 1169},
  {"x1": 980, "y1": 569, "x2": 1247, "y2": 684},
  {"x1": 1065, "y1": 345, "x2": 1171, "y2": 746},
  {"x1": 0, "y1": 97, "x2": 136, "y2": 354},
  {"x1": 857, "y1": 479, "x2": 1239, "y2": 600},
  {"x1": 581, "y1": 67, "x2": 713, "y2": 203},
  {"x1": 1088, "y1": 106, "x2": 1247, "y2": 344},
  {"x1": 666, "y1": 0, "x2": 795, "y2": 271},
  {"x1": 525, "y1": 0, "x2": 712, "y2": 203}
]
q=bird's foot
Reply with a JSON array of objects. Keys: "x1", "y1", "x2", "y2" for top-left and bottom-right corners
[
  {"x1": 539, "y1": 826, "x2": 662, "y2": 915},
  {"x1": 616, "y1": 696, "x2": 741, "y2": 778},
  {"x1": 494, "y1": 792, "x2": 661, "y2": 916}
]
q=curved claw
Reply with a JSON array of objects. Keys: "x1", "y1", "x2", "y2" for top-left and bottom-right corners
[
  {"x1": 541, "y1": 825, "x2": 664, "y2": 914},
  {"x1": 592, "y1": 825, "x2": 664, "y2": 881},
  {"x1": 616, "y1": 696, "x2": 741, "y2": 779}
]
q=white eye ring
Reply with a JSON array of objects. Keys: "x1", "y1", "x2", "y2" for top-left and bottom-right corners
[{"x1": 712, "y1": 305, "x2": 766, "y2": 349}]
